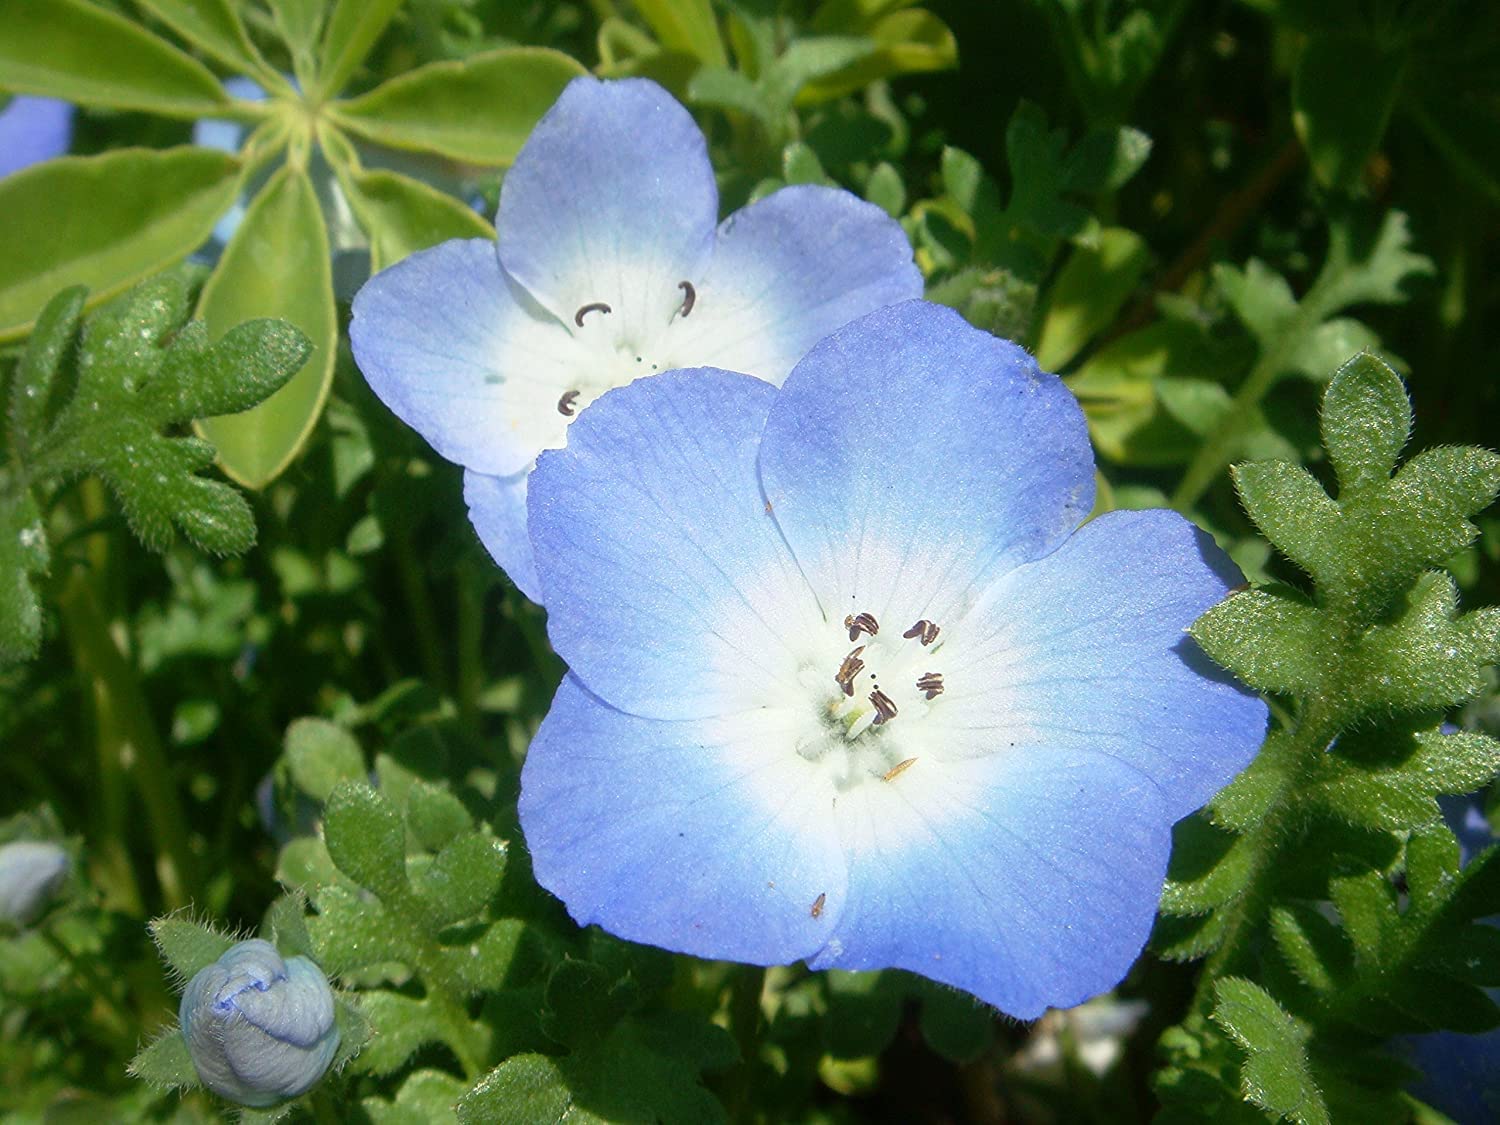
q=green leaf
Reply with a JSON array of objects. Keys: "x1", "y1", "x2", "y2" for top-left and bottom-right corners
[
  {"x1": 195, "y1": 165, "x2": 336, "y2": 488},
  {"x1": 404, "y1": 782, "x2": 475, "y2": 852},
  {"x1": 0, "y1": 491, "x2": 49, "y2": 666},
  {"x1": 1316, "y1": 209, "x2": 1433, "y2": 314},
  {"x1": 1293, "y1": 35, "x2": 1406, "y2": 193},
  {"x1": 1035, "y1": 226, "x2": 1148, "y2": 370},
  {"x1": 0, "y1": 147, "x2": 241, "y2": 342},
  {"x1": 134, "y1": 0, "x2": 271, "y2": 78},
  {"x1": 149, "y1": 914, "x2": 236, "y2": 983},
  {"x1": 285, "y1": 718, "x2": 366, "y2": 803},
  {"x1": 459, "y1": 1012, "x2": 735, "y2": 1125},
  {"x1": 1162, "y1": 814, "x2": 1258, "y2": 916},
  {"x1": 332, "y1": 994, "x2": 373, "y2": 1071},
  {"x1": 318, "y1": 0, "x2": 406, "y2": 97},
  {"x1": 265, "y1": 892, "x2": 316, "y2": 961},
  {"x1": 266, "y1": 0, "x2": 325, "y2": 62},
  {"x1": 1212, "y1": 977, "x2": 1331, "y2": 1125},
  {"x1": 332, "y1": 48, "x2": 587, "y2": 166},
  {"x1": 362, "y1": 1069, "x2": 469, "y2": 1125},
  {"x1": 1320, "y1": 353, "x2": 1411, "y2": 493},
  {"x1": 8, "y1": 285, "x2": 86, "y2": 455},
  {"x1": 1309, "y1": 726, "x2": 1500, "y2": 832},
  {"x1": 127, "y1": 1027, "x2": 197, "y2": 1091},
  {"x1": 0, "y1": 0, "x2": 230, "y2": 116},
  {"x1": 915, "y1": 982, "x2": 994, "y2": 1063},
  {"x1": 1269, "y1": 904, "x2": 1352, "y2": 995},
  {"x1": 1231, "y1": 462, "x2": 1337, "y2": 579},
  {"x1": 632, "y1": 0, "x2": 728, "y2": 66},
  {"x1": 798, "y1": 9, "x2": 958, "y2": 103},
  {"x1": 413, "y1": 833, "x2": 505, "y2": 927},
  {"x1": 541, "y1": 959, "x2": 639, "y2": 1049},
  {"x1": 338, "y1": 166, "x2": 493, "y2": 274},
  {"x1": 1189, "y1": 587, "x2": 1324, "y2": 698},
  {"x1": 863, "y1": 162, "x2": 905, "y2": 217},
  {"x1": 323, "y1": 781, "x2": 408, "y2": 899}
]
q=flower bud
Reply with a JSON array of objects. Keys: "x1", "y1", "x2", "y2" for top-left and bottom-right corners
[
  {"x1": 0, "y1": 841, "x2": 69, "y2": 927},
  {"x1": 180, "y1": 939, "x2": 339, "y2": 1107}
]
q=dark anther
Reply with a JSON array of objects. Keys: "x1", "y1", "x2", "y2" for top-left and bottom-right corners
[
  {"x1": 844, "y1": 612, "x2": 879, "y2": 641},
  {"x1": 557, "y1": 390, "x2": 581, "y2": 416},
  {"x1": 574, "y1": 301, "x2": 611, "y2": 327},
  {"x1": 903, "y1": 620, "x2": 940, "y2": 646},
  {"x1": 811, "y1": 892, "x2": 826, "y2": 919},
  {"x1": 869, "y1": 688, "x2": 897, "y2": 725},
  {"x1": 916, "y1": 672, "x2": 944, "y2": 700},
  {"x1": 882, "y1": 758, "x2": 917, "y2": 782},
  {"x1": 677, "y1": 280, "x2": 696, "y2": 317},
  {"x1": 834, "y1": 646, "x2": 866, "y2": 697}
]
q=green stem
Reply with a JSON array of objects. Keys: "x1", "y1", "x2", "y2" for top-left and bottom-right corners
[
  {"x1": 58, "y1": 571, "x2": 197, "y2": 912},
  {"x1": 1171, "y1": 299, "x2": 1320, "y2": 512},
  {"x1": 390, "y1": 523, "x2": 449, "y2": 695},
  {"x1": 725, "y1": 966, "x2": 766, "y2": 1124}
]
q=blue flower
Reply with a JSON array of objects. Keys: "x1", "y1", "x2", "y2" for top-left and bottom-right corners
[
  {"x1": 179, "y1": 939, "x2": 340, "y2": 1107},
  {"x1": 518, "y1": 300, "x2": 1268, "y2": 1017},
  {"x1": 0, "y1": 95, "x2": 74, "y2": 178},
  {"x1": 349, "y1": 76, "x2": 922, "y2": 601},
  {"x1": 0, "y1": 840, "x2": 69, "y2": 928}
]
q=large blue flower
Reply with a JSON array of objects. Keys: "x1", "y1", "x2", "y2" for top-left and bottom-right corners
[
  {"x1": 349, "y1": 76, "x2": 921, "y2": 601},
  {"x1": 519, "y1": 300, "x2": 1268, "y2": 1017}
]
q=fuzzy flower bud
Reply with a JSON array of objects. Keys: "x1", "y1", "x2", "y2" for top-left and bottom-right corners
[
  {"x1": 0, "y1": 841, "x2": 69, "y2": 927},
  {"x1": 179, "y1": 939, "x2": 339, "y2": 1107}
]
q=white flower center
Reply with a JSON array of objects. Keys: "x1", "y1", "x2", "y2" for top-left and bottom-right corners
[
  {"x1": 557, "y1": 282, "x2": 696, "y2": 417},
  {"x1": 793, "y1": 610, "x2": 948, "y2": 791}
]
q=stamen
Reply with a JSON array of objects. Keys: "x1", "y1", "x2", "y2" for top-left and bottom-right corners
[
  {"x1": 574, "y1": 301, "x2": 611, "y2": 327},
  {"x1": 811, "y1": 892, "x2": 826, "y2": 919},
  {"x1": 903, "y1": 620, "x2": 940, "y2": 646},
  {"x1": 883, "y1": 758, "x2": 917, "y2": 782},
  {"x1": 916, "y1": 672, "x2": 944, "y2": 699},
  {"x1": 557, "y1": 390, "x2": 580, "y2": 416},
  {"x1": 869, "y1": 688, "x2": 897, "y2": 725},
  {"x1": 844, "y1": 612, "x2": 879, "y2": 642},
  {"x1": 677, "y1": 280, "x2": 696, "y2": 317},
  {"x1": 834, "y1": 646, "x2": 866, "y2": 697}
]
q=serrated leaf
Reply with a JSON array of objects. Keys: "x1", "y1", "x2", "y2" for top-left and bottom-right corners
[
  {"x1": 1231, "y1": 461, "x2": 1337, "y2": 578},
  {"x1": 1270, "y1": 904, "x2": 1352, "y2": 994},
  {"x1": 1317, "y1": 210, "x2": 1433, "y2": 314},
  {"x1": 8, "y1": 285, "x2": 86, "y2": 456},
  {"x1": 413, "y1": 834, "x2": 505, "y2": 927},
  {"x1": 1330, "y1": 869, "x2": 1396, "y2": 966},
  {"x1": 332, "y1": 994, "x2": 373, "y2": 1071},
  {"x1": 285, "y1": 718, "x2": 366, "y2": 802},
  {"x1": 0, "y1": 0, "x2": 229, "y2": 117},
  {"x1": 149, "y1": 914, "x2": 236, "y2": 982},
  {"x1": 265, "y1": 892, "x2": 316, "y2": 960},
  {"x1": 1310, "y1": 727, "x2": 1500, "y2": 832},
  {"x1": 1350, "y1": 577, "x2": 1498, "y2": 714},
  {"x1": 323, "y1": 781, "x2": 408, "y2": 899},
  {"x1": 0, "y1": 147, "x2": 241, "y2": 341},
  {"x1": 306, "y1": 884, "x2": 412, "y2": 974},
  {"x1": 1321, "y1": 353, "x2": 1411, "y2": 493},
  {"x1": 332, "y1": 48, "x2": 586, "y2": 166},
  {"x1": 1162, "y1": 814, "x2": 1257, "y2": 916},
  {"x1": 1212, "y1": 977, "x2": 1331, "y2": 1125},
  {"x1": 358, "y1": 990, "x2": 490, "y2": 1077},
  {"x1": 1189, "y1": 587, "x2": 1324, "y2": 697},
  {"x1": 196, "y1": 165, "x2": 336, "y2": 488},
  {"x1": 362, "y1": 1069, "x2": 468, "y2": 1125}
]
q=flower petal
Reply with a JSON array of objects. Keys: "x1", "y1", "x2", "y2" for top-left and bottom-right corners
[
  {"x1": 464, "y1": 468, "x2": 542, "y2": 602},
  {"x1": 528, "y1": 367, "x2": 821, "y2": 719},
  {"x1": 937, "y1": 509, "x2": 1267, "y2": 820},
  {"x1": 811, "y1": 748, "x2": 1170, "y2": 1018},
  {"x1": 521, "y1": 676, "x2": 846, "y2": 966},
  {"x1": 666, "y1": 185, "x2": 922, "y2": 381},
  {"x1": 350, "y1": 238, "x2": 587, "y2": 477},
  {"x1": 0, "y1": 96, "x2": 73, "y2": 178},
  {"x1": 757, "y1": 300, "x2": 1094, "y2": 634},
  {"x1": 495, "y1": 76, "x2": 717, "y2": 344}
]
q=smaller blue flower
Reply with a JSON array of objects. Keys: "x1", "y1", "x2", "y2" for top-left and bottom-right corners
[
  {"x1": 180, "y1": 939, "x2": 339, "y2": 1107},
  {"x1": 349, "y1": 76, "x2": 921, "y2": 601},
  {"x1": 0, "y1": 840, "x2": 68, "y2": 928},
  {"x1": 519, "y1": 300, "x2": 1268, "y2": 1017},
  {"x1": 0, "y1": 95, "x2": 74, "y2": 178}
]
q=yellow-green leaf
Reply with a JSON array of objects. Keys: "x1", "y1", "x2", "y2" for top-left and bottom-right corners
[
  {"x1": 133, "y1": 0, "x2": 272, "y2": 79},
  {"x1": 1035, "y1": 227, "x2": 1149, "y2": 371},
  {"x1": 318, "y1": 0, "x2": 407, "y2": 97},
  {"x1": 633, "y1": 0, "x2": 728, "y2": 66},
  {"x1": 342, "y1": 169, "x2": 494, "y2": 273},
  {"x1": 330, "y1": 48, "x2": 587, "y2": 167},
  {"x1": 0, "y1": 0, "x2": 230, "y2": 117},
  {"x1": 0, "y1": 147, "x2": 241, "y2": 342},
  {"x1": 196, "y1": 166, "x2": 336, "y2": 488}
]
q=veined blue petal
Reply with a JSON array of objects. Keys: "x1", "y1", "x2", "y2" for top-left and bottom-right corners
[
  {"x1": 757, "y1": 301, "x2": 1095, "y2": 635},
  {"x1": 528, "y1": 368, "x2": 820, "y2": 719},
  {"x1": 464, "y1": 468, "x2": 542, "y2": 602},
  {"x1": 521, "y1": 676, "x2": 846, "y2": 966},
  {"x1": 811, "y1": 748, "x2": 1171, "y2": 1018},
  {"x1": 937, "y1": 509, "x2": 1266, "y2": 819},
  {"x1": 495, "y1": 77, "x2": 717, "y2": 344},
  {"x1": 0, "y1": 96, "x2": 74, "y2": 178},
  {"x1": 350, "y1": 238, "x2": 586, "y2": 477},
  {"x1": 666, "y1": 185, "x2": 922, "y2": 382}
]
